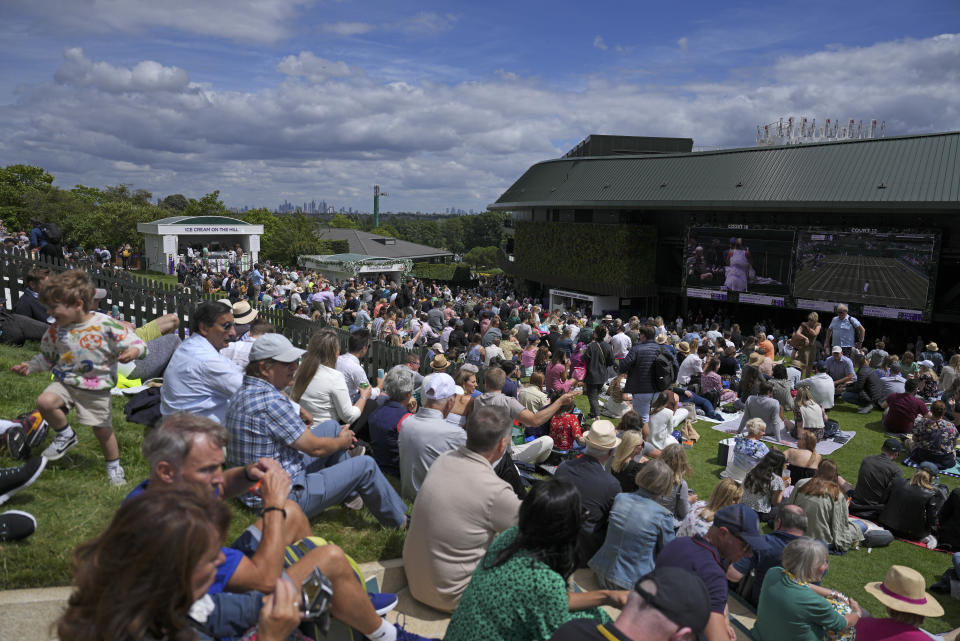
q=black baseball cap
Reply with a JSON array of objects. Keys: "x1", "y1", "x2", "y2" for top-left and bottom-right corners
[
  {"x1": 882, "y1": 438, "x2": 903, "y2": 453},
  {"x1": 634, "y1": 567, "x2": 710, "y2": 633}
]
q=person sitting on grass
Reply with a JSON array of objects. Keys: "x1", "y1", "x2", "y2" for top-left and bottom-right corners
[
  {"x1": 857, "y1": 565, "x2": 950, "y2": 641},
  {"x1": 548, "y1": 391, "x2": 585, "y2": 452},
  {"x1": 879, "y1": 463, "x2": 948, "y2": 543},
  {"x1": 678, "y1": 478, "x2": 744, "y2": 538},
  {"x1": 786, "y1": 459, "x2": 863, "y2": 554},
  {"x1": 11, "y1": 269, "x2": 146, "y2": 486},
  {"x1": 445, "y1": 478, "x2": 627, "y2": 641},
  {"x1": 611, "y1": 430, "x2": 647, "y2": 493},
  {"x1": 849, "y1": 438, "x2": 904, "y2": 520},
  {"x1": 225, "y1": 334, "x2": 407, "y2": 527},
  {"x1": 881, "y1": 379, "x2": 929, "y2": 434},
  {"x1": 738, "y1": 380, "x2": 788, "y2": 443},
  {"x1": 784, "y1": 430, "x2": 822, "y2": 484},
  {"x1": 741, "y1": 449, "x2": 786, "y2": 525},
  {"x1": 911, "y1": 400, "x2": 958, "y2": 470},
  {"x1": 657, "y1": 444, "x2": 696, "y2": 526},
  {"x1": 589, "y1": 459, "x2": 678, "y2": 590},
  {"x1": 722, "y1": 417, "x2": 768, "y2": 482}
]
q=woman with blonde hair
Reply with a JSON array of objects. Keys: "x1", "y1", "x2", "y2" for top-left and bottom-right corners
[
  {"x1": 678, "y1": 478, "x2": 743, "y2": 537},
  {"x1": 793, "y1": 311, "x2": 821, "y2": 378},
  {"x1": 611, "y1": 430, "x2": 645, "y2": 492},
  {"x1": 879, "y1": 465, "x2": 946, "y2": 542},
  {"x1": 292, "y1": 329, "x2": 370, "y2": 425},
  {"x1": 939, "y1": 353, "x2": 960, "y2": 392},
  {"x1": 787, "y1": 459, "x2": 864, "y2": 553},
  {"x1": 917, "y1": 360, "x2": 940, "y2": 399},
  {"x1": 793, "y1": 385, "x2": 827, "y2": 441},
  {"x1": 656, "y1": 443, "x2": 695, "y2": 525},
  {"x1": 857, "y1": 565, "x2": 946, "y2": 641}
]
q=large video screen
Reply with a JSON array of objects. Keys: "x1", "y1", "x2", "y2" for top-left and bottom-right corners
[
  {"x1": 794, "y1": 230, "x2": 938, "y2": 320},
  {"x1": 683, "y1": 227, "x2": 796, "y2": 298}
]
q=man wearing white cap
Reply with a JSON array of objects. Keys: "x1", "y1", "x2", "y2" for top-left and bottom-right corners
[
  {"x1": 398, "y1": 373, "x2": 464, "y2": 502},
  {"x1": 225, "y1": 333, "x2": 407, "y2": 528}
]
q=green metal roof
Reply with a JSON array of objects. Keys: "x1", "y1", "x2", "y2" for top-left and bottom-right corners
[
  {"x1": 151, "y1": 216, "x2": 250, "y2": 225},
  {"x1": 304, "y1": 253, "x2": 391, "y2": 263},
  {"x1": 492, "y1": 132, "x2": 960, "y2": 211}
]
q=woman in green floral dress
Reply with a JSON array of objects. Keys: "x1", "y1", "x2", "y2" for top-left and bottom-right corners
[{"x1": 444, "y1": 479, "x2": 628, "y2": 641}]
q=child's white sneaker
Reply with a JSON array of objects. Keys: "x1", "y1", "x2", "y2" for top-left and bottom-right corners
[
  {"x1": 42, "y1": 430, "x2": 78, "y2": 461},
  {"x1": 107, "y1": 465, "x2": 127, "y2": 487}
]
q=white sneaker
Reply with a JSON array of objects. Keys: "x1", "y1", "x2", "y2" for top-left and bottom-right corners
[
  {"x1": 344, "y1": 495, "x2": 364, "y2": 510},
  {"x1": 42, "y1": 430, "x2": 78, "y2": 461},
  {"x1": 107, "y1": 465, "x2": 127, "y2": 487}
]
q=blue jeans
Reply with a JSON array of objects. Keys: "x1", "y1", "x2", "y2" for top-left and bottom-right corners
[
  {"x1": 682, "y1": 391, "x2": 722, "y2": 420},
  {"x1": 841, "y1": 390, "x2": 870, "y2": 408},
  {"x1": 292, "y1": 420, "x2": 406, "y2": 527},
  {"x1": 631, "y1": 392, "x2": 659, "y2": 423}
]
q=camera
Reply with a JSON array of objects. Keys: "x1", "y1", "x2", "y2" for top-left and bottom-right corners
[{"x1": 300, "y1": 567, "x2": 334, "y2": 635}]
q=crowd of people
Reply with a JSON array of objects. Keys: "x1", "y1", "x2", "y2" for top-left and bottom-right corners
[{"x1": 3, "y1": 244, "x2": 960, "y2": 641}]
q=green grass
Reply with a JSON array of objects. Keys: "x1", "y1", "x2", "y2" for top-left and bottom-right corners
[
  {"x1": 568, "y1": 394, "x2": 960, "y2": 633},
  {"x1": 3, "y1": 341, "x2": 959, "y2": 631},
  {"x1": 129, "y1": 269, "x2": 180, "y2": 287}
]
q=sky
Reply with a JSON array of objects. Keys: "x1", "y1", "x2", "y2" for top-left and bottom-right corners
[{"x1": 1, "y1": 1, "x2": 958, "y2": 213}]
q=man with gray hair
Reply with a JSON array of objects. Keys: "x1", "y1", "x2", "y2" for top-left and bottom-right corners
[
  {"x1": 825, "y1": 303, "x2": 864, "y2": 357},
  {"x1": 398, "y1": 373, "x2": 464, "y2": 501},
  {"x1": 130, "y1": 412, "x2": 422, "y2": 641},
  {"x1": 726, "y1": 504, "x2": 808, "y2": 607},
  {"x1": 369, "y1": 365, "x2": 418, "y2": 477},
  {"x1": 225, "y1": 334, "x2": 406, "y2": 528},
  {"x1": 403, "y1": 406, "x2": 521, "y2": 612}
]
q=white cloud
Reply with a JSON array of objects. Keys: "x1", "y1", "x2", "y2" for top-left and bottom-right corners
[
  {"x1": 321, "y1": 21, "x2": 374, "y2": 36},
  {"x1": 277, "y1": 52, "x2": 355, "y2": 82},
  {"x1": 55, "y1": 48, "x2": 191, "y2": 93},
  {"x1": 593, "y1": 35, "x2": 608, "y2": 50},
  {"x1": 678, "y1": 36, "x2": 689, "y2": 51},
  {"x1": 392, "y1": 12, "x2": 458, "y2": 36},
  {"x1": 6, "y1": 0, "x2": 314, "y2": 43},
  {"x1": 1, "y1": 35, "x2": 958, "y2": 211}
]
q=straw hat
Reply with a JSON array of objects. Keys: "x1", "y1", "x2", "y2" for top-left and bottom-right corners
[
  {"x1": 926, "y1": 342, "x2": 939, "y2": 352},
  {"x1": 583, "y1": 420, "x2": 621, "y2": 450},
  {"x1": 747, "y1": 352, "x2": 765, "y2": 367},
  {"x1": 655, "y1": 333, "x2": 667, "y2": 344},
  {"x1": 677, "y1": 341, "x2": 690, "y2": 354},
  {"x1": 430, "y1": 354, "x2": 449, "y2": 370},
  {"x1": 232, "y1": 300, "x2": 258, "y2": 324},
  {"x1": 864, "y1": 565, "x2": 944, "y2": 617}
]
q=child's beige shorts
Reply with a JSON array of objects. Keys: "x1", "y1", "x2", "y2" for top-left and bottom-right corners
[{"x1": 43, "y1": 382, "x2": 113, "y2": 429}]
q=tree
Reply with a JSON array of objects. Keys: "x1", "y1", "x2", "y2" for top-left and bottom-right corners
[
  {"x1": 160, "y1": 194, "x2": 189, "y2": 211},
  {"x1": 464, "y1": 211, "x2": 507, "y2": 251},
  {"x1": 0, "y1": 164, "x2": 55, "y2": 229},
  {"x1": 328, "y1": 213, "x2": 359, "y2": 229},
  {"x1": 463, "y1": 245, "x2": 499, "y2": 268},
  {"x1": 441, "y1": 217, "x2": 466, "y2": 254},
  {"x1": 184, "y1": 191, "x2": 228, "y2": 217}
]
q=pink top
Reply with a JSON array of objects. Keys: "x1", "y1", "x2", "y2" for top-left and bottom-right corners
[
  {"x1": 545, "y1": 362, "x2": 573, "y2": 393},
  {"x1": 521, "y1": 348, "x2": 537, "y2": 368},
  {"x1": 855, "y1": 617, "x2": 932, "y2": 641}
]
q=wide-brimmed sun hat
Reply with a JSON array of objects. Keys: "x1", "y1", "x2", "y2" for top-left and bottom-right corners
[
  {"x1": 747, "y1": 352, "x2": 765, "y2": 367},
  {"x1": 232, "y1": 300, "x2": 258, "y2": 324},
  {"x1": 583, "y1": 420, "x2": 621, "y2": 450},
  {"x1": 864, "y1": 565, "x2": 944, "y2": 618},
  {"x1": 926, "y1": 342, "x2": 939, "y2": 352}
]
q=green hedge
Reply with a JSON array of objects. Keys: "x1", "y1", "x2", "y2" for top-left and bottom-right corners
[
  {"x1": 320, "y1": 239, "x2": 351, "y2": 255},
  {"x1": 513, "y1": 221, "x2": 656, "y2": 292},
  {"x1": 410, "y1": 262, "x2": 472, "y2": 282}
]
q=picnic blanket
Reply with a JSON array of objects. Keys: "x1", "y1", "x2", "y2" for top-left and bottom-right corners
[
  {"x1": 710, "y1": 417, "x2": 856, "y2": 455},
  {"x1": 904, "y1": 456, "x2": 960, "y2": 479}
]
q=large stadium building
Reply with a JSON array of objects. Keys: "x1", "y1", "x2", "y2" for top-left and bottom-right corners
[{"x1": 490, "y1": 131, "x2": 960, "y2": 335}]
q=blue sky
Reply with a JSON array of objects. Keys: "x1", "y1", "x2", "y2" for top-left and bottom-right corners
[{"x1": 1, "y1": 0, "x2": 958, "y2": 212}]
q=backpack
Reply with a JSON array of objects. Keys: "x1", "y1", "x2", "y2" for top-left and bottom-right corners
[
  {"x1": 39, "y1": 222, "x2": 61, "y2": 244},
  {"x1": 651, "y1": 346, "x2": 677, "y2": 391}
]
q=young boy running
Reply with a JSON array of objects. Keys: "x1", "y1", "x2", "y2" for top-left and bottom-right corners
[{"x1": 12, "y1": 270, "x2": 146, "y2": 485}]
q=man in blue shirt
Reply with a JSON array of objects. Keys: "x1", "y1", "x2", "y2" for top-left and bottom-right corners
[
  {"x1": 726, "y1": 504, "x2": 807, "y2": 607},
  {"x1": 825, "y1": 345, "x2": 857, "y2": 392},
  {"x1": 825, "y1": 304, "x2": 864, "y2": 357},
  {"x1": 248, "y1": 263, "x2": 264, "y2": 301},
  {"x1": 225, "y1": 334, "x2": 407, "y2": 527}
]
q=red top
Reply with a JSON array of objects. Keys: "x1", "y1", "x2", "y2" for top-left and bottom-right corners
[{"x1": 550, "y1": 414, "x2": 582, "y2": 450}]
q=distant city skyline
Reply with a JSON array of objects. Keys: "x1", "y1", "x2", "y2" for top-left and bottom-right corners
[{"x1": 2, "y1": 1, "x2": 958, "y2": 212}]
